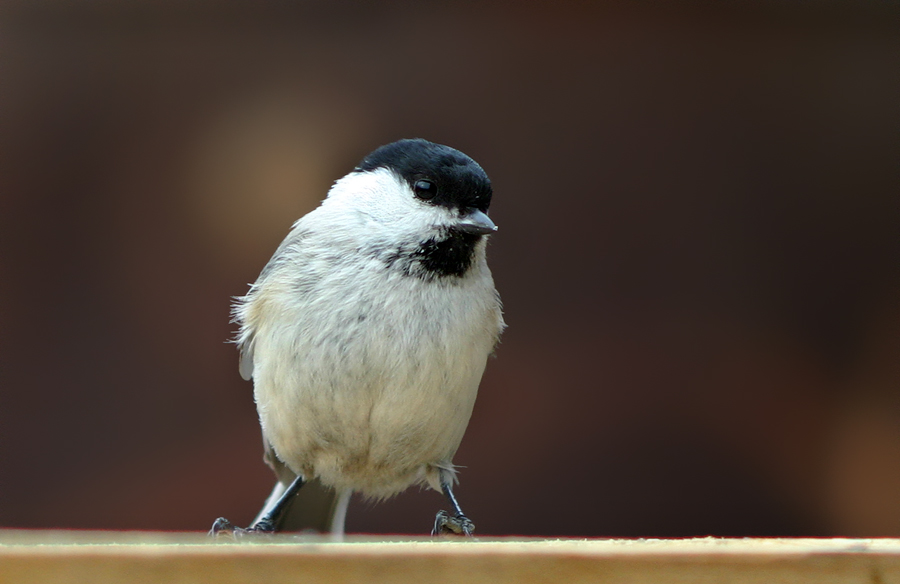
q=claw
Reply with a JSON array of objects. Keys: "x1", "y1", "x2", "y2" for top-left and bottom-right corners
[
  {"x1": 209, "y1": 517, "x2": 235, "y2": 538},
  {"x1": 432, "y1": 510, "x2": 475, "y2": 537},
  {"x1": 209, "y1": 517, "x2": 276, "y2": 540}
]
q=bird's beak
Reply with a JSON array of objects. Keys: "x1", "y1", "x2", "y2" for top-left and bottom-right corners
[{"x1": 455, "y1": 209, "x2": 498, "y2": 235}]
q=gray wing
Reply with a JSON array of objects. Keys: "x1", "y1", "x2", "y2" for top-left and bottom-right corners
[
  {"x1": 236, "y1": 225, "x2": 308, "y2": 383},
  {"x1": 241, "y1": 227, "x2": 341, "y2": 532}
]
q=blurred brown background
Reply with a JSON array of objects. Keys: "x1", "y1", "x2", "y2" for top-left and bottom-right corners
[{"x1": 0, "y1": 1, "x2": 898, "y2": 537}]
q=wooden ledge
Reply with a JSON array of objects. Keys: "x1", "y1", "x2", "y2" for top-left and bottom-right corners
[{"x1": 1, "y1": 531, "x2": 899, "y2": 583}]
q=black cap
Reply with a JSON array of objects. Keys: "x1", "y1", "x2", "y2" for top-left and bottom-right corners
[{"x1": 355, "y1": 138, "x2": 492, "y2": 213}]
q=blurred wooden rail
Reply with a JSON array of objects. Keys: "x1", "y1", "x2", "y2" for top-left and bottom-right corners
[{"x1": 1, "y1": 531, "x2": 899, "y2": 584}]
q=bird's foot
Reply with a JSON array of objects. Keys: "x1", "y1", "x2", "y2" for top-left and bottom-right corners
[
  {"x1": 432, "y1": 510, "x2": 475, "y2": 537},
  {"x1": 209, "y1": 517, "x2": 276, "y2": 540}
]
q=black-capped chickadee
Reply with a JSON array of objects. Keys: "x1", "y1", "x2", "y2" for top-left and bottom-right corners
[{"x1": 211, "y1": 138, "x2": 505, "y2": 538}]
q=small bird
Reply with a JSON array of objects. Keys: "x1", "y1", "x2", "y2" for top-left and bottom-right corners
[{"x1": 211, "y1": 138, "x2": 505, "y2": 538}]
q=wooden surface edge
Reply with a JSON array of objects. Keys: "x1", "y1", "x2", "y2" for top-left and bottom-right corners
[{"x1": 2, "y1": 532, "x2": 900, "y2": 584}]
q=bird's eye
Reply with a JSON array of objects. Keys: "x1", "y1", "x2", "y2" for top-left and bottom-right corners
[{"x1": 413, "y1": 179, "x2": 437, "y2": 200}]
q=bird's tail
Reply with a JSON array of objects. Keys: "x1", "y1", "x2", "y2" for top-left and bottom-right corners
[
  {"x1": 328, "y1": 487, "x2": 353, "y2": 539},
  {"x1": 256, "y1": 441, "x2": 351, "y2": 537}
]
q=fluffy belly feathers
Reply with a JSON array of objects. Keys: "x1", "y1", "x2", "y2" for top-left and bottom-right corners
[{"x1": 249, "y1": 273, "x2": 500, "y2": 498}]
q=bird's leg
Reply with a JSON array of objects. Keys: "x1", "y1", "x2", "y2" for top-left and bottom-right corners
[
  {"x1": 210, "y1": 475, "x2": 306, "y2": 538},
  {"x1": 432, "y1": 480, "x2": 475, "y2": 536}
]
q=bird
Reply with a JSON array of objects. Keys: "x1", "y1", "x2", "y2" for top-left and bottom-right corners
[{"x1": 210, "y1": 138, "x2": 505, "y2": 538}]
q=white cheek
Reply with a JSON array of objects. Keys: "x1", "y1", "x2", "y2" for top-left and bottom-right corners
[{"x1": 320, "y1": 168, "x2": 454, "y2": 240}]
